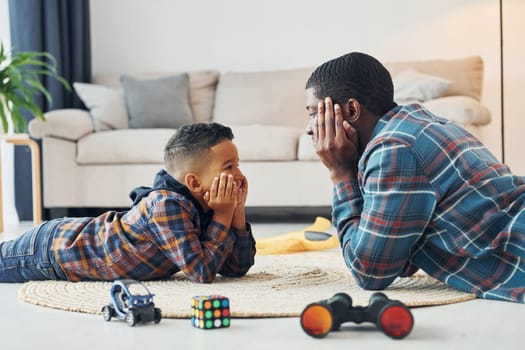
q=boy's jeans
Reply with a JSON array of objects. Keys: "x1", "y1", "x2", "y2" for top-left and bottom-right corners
[{"x1": 0, "y1": 220, "x2": 67, "y2": 282}]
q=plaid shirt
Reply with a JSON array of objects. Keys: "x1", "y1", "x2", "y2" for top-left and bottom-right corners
[
  {"x1": 52, "y1": 189, "x2": 256, "y2": 283},
  {"x1": 333, "y1": 104, "x2": 525, "y2": 302}
]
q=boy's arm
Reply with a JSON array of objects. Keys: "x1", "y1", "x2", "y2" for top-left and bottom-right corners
[
  {"x1": 149, "y1": 195, "x2": 235, "y2": 283},
  {"x1": 217, "y1": 174, "x2": 255, "y2": 276},
  {"x1": 206, "y1": 174, "x2": 237, "y2": 230},
  {"x1": 231, "y1": 175, "x2": 248, "y2": 230},
  {"x1": 219, "y1": 223, "x2": 256, "y2": 277}
]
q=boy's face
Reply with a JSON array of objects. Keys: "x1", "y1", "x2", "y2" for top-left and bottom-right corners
[{"x1": 198, "y1": 139, "x2": 244, "y2": 192}]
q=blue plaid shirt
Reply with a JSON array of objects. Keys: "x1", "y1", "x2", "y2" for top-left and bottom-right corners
[{"x1": 333, "y1": 104, "x2": 525, "y2": 302}]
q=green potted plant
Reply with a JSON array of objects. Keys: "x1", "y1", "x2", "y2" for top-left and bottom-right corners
[{"x1": 0, "y1": 41, "x2": 70, "y2": 134}]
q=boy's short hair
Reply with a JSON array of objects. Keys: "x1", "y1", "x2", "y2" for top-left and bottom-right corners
[
  {"x1": 164, "y1": 122, "x2": 234, "y2": 180},
  {"x1": 305, "y1": 52, "x2": 397, "y2": 116}
]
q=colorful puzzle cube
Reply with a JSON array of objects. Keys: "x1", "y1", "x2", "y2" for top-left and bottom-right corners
[{"x1": 191, "y1": 295, "x2": 230, "y2": 329}]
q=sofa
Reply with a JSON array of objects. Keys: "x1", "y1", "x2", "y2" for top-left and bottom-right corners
[{"x1": 28, "y1": 56, "x2": 491, "y2": 214}]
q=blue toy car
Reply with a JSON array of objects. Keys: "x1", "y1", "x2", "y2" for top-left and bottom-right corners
[{"x1": 102, "y1": 279, "x2": 162, "y2": 326}]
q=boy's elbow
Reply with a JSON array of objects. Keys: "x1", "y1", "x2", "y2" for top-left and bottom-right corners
[
  {"x1": 191, "y1": 274, "x2": 215, "y2": 283},
  {"x1": 219, "y1": 265, "x2": 252, "y2": 278},
  {"x1": 187, "y1": 269, "x2": 216, "y2": 283}
]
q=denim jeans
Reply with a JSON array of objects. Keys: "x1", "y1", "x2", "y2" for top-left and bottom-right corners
[{"x1": 0, "y1": 219, "x2": 67, "y2": 282}]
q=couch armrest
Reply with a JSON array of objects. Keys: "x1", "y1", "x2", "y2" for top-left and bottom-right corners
[{"x1": 28, "y1": 109, "x2": 94, "y2": 141}]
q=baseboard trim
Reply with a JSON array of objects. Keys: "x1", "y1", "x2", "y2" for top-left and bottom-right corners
[{"x1": 44, "y1": 206, "x2": 333, "y2": 222}]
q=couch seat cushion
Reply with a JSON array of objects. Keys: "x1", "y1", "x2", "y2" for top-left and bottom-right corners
[
  {"x1": 231, "y1": 125, "x2": 304, "y2": 161},
  {"x1": 77, "y1": 126, "x2": 304, "y2": 165},
  {"x1": 77, "y1": 129, "x2": 176, "y2": 164}
]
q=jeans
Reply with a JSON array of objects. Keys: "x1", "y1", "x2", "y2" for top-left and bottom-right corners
[{"x1": 0, "y1": 219, "x2": 67, "y2": 282}]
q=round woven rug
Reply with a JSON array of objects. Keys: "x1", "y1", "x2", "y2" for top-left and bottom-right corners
[{"x1": 18, "y1": 250, "x2": 476, "y2": 318}]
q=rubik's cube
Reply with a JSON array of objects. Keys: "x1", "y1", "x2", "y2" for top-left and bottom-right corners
[{"x1": 191, "y1": 295, "x2": 231, "y2": 329}]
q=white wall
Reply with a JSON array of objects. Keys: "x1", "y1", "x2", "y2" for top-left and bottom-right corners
[
  {"x1": 91, "y1": 0, "x2": 502, "y2": 159},
  {"x1": 0, "y1": 0, "x2": 9, "y2": 48},
  {"x1": 0, "y1": 0, "x2": 19, "y2": 228},
  {"x1": 503, "y1": 0, "x2": 525, "y2": 175}
]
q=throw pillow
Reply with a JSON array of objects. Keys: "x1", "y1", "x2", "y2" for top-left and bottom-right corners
[
  {"x1": 422, "y1": 96, "x2": 491, "y2": 126},
  {"x1": 73, "y1": 82, "x2": 129, "y2": 131},
  {"x1": 393, "y1": 69, "x2": 452, "y2": 105},
  {"x1": 121, "y1": 74, "x2": 194, "y2": 129}
]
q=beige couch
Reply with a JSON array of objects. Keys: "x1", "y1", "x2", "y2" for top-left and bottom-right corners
[{"x1": 29, "y1": 56, "x2": 491, "y2": 213}]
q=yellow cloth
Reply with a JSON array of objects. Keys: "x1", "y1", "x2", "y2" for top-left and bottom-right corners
[{"x1": 255, "y1": 217, "x2": 339, "y2": 255}]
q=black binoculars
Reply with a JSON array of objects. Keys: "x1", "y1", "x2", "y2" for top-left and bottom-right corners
[{"x1": 300, "y1": 292, "x2": 414, "y2": 339}]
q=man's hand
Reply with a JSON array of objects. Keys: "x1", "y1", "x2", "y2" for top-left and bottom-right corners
[
  {"x1": 313, "y1": 97, "x2": 359, "y2": 183},
  {"x1": 204, "y1": 173, "x2": 237, "y2": 228}
]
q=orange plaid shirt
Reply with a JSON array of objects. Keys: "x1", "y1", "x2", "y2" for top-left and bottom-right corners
[{"x1": 52, "y1": 189, "x2": 256, "y2": 283}]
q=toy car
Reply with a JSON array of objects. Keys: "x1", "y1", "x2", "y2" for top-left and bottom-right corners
[{"x1": 102, "y1": 279, "x2": 162, "y2": 326}]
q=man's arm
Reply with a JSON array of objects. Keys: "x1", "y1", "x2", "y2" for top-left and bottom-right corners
[{"x1": 333, "y1": 139, "x2": 436, "y2": 289}]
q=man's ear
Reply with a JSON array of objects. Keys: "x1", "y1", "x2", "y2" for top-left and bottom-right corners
[
  {"x1": 344, "y1": 98, "x2": 361, "y2": 123},
  {"x1": 184, "y1": 173, "x2": 202, "y2": 192}
]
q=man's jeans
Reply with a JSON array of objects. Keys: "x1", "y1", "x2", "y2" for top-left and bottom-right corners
[{"x1": 0, "y1": 220, "x2": 67, "y2": 282}]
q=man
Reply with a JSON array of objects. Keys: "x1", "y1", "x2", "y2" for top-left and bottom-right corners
[{"x1": 305, "y1": 52, "x2": 525, "y2": 302}]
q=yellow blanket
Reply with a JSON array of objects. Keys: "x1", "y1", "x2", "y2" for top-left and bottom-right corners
[{"x1": 255, "y1": 217, "x2": 339, "y2": 255}]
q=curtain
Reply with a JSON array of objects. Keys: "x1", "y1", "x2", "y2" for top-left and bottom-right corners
[{"x1": 9, "y1": 0, "x2": 91, "y2": 220}]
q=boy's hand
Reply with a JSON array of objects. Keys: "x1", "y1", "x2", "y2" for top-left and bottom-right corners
[
  {"x1": 204, "y1": 173, "x2": 237, "y2": 227},
  {"x1": 232, "y1": 176, "x2": 248, "y2": 230},
  {"x1": 235, "y1": 175, "x2": 248, "y2": 209}
]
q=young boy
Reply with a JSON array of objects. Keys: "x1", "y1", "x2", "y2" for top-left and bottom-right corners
[{"x1": 0, "y1": 123, "x2": 256, "y2": 283}]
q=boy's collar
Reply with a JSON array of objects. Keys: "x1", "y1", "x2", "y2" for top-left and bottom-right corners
[{"x1": 130, "y1": 169, "x2": 206, "y2": 215}]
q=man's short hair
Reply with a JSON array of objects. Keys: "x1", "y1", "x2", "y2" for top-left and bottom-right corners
[
  {"x1": 164, "y1": 122, "x2": 234, "y2": 178},
  {"x1": 305, "y1": 52, "x2": 396, "y2": 116}
]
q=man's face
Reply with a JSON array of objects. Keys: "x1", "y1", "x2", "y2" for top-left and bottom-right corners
[
  {"x1": 305, "y1": 87, "x2": 322, "y2": 136},
  {"x1": 198, "y1": 139, "x2": 244, "y2": 192}
]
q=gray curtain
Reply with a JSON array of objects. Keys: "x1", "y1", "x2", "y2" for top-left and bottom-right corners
[{"x1": 9, "y1": 0, "x2": 91, "y2": 220}]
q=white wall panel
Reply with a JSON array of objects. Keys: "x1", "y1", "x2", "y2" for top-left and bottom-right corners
[{"x1": 90, "y1": 0, "x2": 503, "y2": 159}]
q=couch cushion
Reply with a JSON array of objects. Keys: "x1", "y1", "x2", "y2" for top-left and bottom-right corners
[
  {"x1": 76, "y1": 129, "x2": 175, "y2": 164},
  {"x1": 213, "y1": 68, "x2": 313, "y2": 129},
  {"x1": 393, "y1": 69, "x2": 452, "y2": 104},
  {"x1": 384, "y1": 56, "x2": 484, "y2": 101},
  {"x1": 93, "y1": 70, "x2": 219, "y2": 123},
  {"x1": 74, "y1": 83, "x2": 128, "y2": 131},
  {"x1": 422, "y1": 96, "x2": 491, "y2": 126},
  {"x1": 231, "y1": 125, "x2": 304, "y2": 161},
  {"x1": 121, "y1": 74, "x2": 193, "y2": 128}
]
